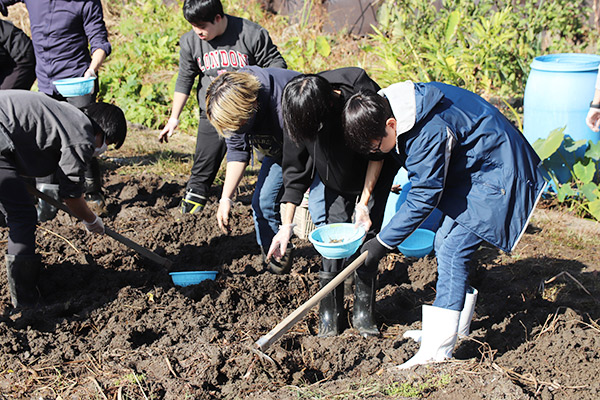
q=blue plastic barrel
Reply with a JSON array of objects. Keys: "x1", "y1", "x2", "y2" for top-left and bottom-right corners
[{"x1": 523, "y1": 53, "x2": 600, "y2": 145}]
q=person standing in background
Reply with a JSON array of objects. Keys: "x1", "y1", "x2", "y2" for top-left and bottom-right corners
[
  {"x1": 0, "y1": 19, "x2": 35, "y2": 90},
  {"x1": 158, "y1": 0, "x2": 286, "y2": 215},
  {"x1": 585, "y1": 71, "x2": 600, "y2": 132},
  {"x1": 0, "y1": 0, "x2": 113, "y2": 218}
]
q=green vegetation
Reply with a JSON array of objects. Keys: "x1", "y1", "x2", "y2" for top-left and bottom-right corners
[
  {"x1": 98, "y1": 0, "x2": 600, "y2": 221},
  {"x1": 533, "y1": 128, "x2": 600, "y2": 221}
]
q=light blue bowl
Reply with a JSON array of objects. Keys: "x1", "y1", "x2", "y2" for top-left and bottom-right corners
[
  {"x1": 169, "y1": 271, "x2": 217, "y2": 287},
  {"x1": 53, "y1": 77, "x2": 96, "y2": 97},
  {"x1": 309, "y1": 223, "x2": 366, "y2": 259},
  {"x1": 398, "y1": 229, "x2": 435, "y2": 258}
]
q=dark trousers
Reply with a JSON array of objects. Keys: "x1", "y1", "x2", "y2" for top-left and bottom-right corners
[
  {"x1": 186, "y1": 117, "x2": 227, "y2": 197},
  {"x1": 0, "y1": 54, "x2": 36, "y2": 90},
  {"x1": 321, "y1": 155, "x2": 400, "y2": 273},
  {"x1": 0, "y1": 155, "x2": 37, "y2": 255}
]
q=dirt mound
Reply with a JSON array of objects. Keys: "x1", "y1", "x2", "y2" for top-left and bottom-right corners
[{"x1": 1, "y1": 170, "x2": 599, "y2": 399}]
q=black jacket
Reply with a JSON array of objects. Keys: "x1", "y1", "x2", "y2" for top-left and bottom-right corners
[{"x1": 281, "y1": 67, "x2": 381, "y2": 205}]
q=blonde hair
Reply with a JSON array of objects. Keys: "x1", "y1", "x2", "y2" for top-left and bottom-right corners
[{"x1": 206, "y1": 72, "x2": 261, "y2": 137}]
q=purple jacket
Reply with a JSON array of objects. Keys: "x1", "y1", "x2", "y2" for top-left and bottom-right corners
[{"x1": 0, "y1": 0, "x2": 111, "y2": 95}]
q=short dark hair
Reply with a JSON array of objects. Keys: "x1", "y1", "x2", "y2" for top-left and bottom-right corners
[
  {"x1": 342, "y1": 91, "x2": 392, "y2": 154},
  {"x1": 83, "y1": 102, "x2": 127, "y2": 149},
  {"x1": 282, "y1": 74, "x2": 340, "y2": 143},
  {"x1": 183, "y1": 0, "x2": 224, "y2": 24}
]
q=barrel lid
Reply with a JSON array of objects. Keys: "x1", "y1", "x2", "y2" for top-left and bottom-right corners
[{"x1": 531, "y1": 53, "x2": 600, "y2": 72}]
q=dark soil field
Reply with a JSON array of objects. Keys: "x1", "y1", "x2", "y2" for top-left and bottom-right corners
[{"x1": 1, "y1": 130, "x2": 599, "y2": 399}]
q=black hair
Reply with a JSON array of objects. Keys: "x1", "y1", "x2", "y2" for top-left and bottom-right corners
[
  {"x1": 183, "y1": 0, "x2": 224, "y2": 24},
  {"x1": 82, "y1": 102, "x2": 127, "y2": 149},
  {"x1": 282, "y1": 74, "x2": 338, "y2": 143},
  {"x1": 342, "y1": 90, "x2": 393, "y2": 155}
]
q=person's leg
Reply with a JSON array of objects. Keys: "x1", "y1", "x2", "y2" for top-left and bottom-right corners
[
  {"x1": 182, "y1": 117, "x2": 227, "y2": 213},
  {"x1": 398, "y1": 216, "x2": 482, "y2": 369},
  {"x1": 318, "y1": 188, "x2": 355, "y2": 337},
  {"x1": 308, "y1": 174, "x2": 326, "y2": 227},
  {"x1": 252, "y1": 156, "x2": 283, "y2": 249},
  {"x1": 0, "y1": 156, "x2": 41, "y2": 308}
]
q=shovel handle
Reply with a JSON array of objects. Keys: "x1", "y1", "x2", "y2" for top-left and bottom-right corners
[
  {"x1": 27, "y1": 184, "x2": 173, "y2": 268},
  {"x1": 255, "y1": 251, "x2": 368, "y2": 352}
]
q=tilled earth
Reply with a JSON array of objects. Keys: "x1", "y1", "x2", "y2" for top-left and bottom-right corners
[{"x1": 1, "y1": 166, "x2": 599, "y2": 399}]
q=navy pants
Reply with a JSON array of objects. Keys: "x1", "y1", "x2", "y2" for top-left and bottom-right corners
[{"x1": 0, "y1": 155, "x2": 37, "y2": 255}]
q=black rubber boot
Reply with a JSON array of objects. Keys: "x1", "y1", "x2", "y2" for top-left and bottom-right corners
[
  {"x1": 5, "y1": 254, "x2": 41, "y2": 309},
  {"x1": 267, "y1": 243, "x2": 294, "y2": 275},
  {"x1": 36, "y1": 183, "x2": 60, "y2": 222},
  {"x1": 318, "y1": 270, "x2": 345, "y2": 337},
  {"x1": 180, "y1": 190, "x2": 207, "y2": 214},
  {"x1": 352, "y1": 271, "x2": 379, "y2": 337}
]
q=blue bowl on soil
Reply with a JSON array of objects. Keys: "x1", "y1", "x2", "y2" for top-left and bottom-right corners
[
  {"x1": 169, "y1": 271, "x2": 217, "y2": 287},
  {"x1": 309, "y1": 223, "x2": 366, "y2": 259},
  {"x1": 53, "y1": 77, "x2": 96, "y2": 97},
  {"x1": 398, "y1": 229, "x2": 435, "y2": 258}
]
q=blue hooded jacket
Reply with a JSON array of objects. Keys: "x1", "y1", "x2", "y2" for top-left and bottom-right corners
[{"x1": 378, "y1": 81, "x2": 547, "y2": 253}]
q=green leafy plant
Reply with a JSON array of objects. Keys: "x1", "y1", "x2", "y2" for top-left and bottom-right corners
[{"x1": 533, "y1": 127, "x2": 600, "y2": 220}]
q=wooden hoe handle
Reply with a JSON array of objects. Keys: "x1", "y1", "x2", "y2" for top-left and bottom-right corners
[
  {"x1": 27, "y1": 184, "x2": 173, "y2": 268},
  {"x1": 255, "y1": 251, "x2": 368, "y2": 352}
]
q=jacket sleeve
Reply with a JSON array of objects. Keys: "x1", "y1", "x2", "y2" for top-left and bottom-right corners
[
  {"x1": 249, "y1": 25, "x2": 286, "y2": 69},
  {"x1": 378, "y1": 125, "x2": 448, "y2": 247},
  {"x1": 225, "y1": 133, "x2": 251, "y2": 163},
  {"x1": 281, "y1": 135, "x2": 313, "y2": 205},
  {"x1": 82, "y1": 0, "x2": 111, "y2": 57},
  {"x1": 174, "y1": 34, "x2": 201, "y2": 95},
  {"x1": 57, "y1": 144, "x2": 93, "y2": 198},
  {"x1": 0, "y1": 20, "x2": 33, "y2": 65}
]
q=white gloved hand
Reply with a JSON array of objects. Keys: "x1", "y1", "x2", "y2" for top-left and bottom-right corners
[
  {"x1": 267, "y1": 223, "x2": 296, "y2": 261},
  {"x1": 353, "y1": 203, "x2": 371, "y2": 232},
  {"x1": 83, "y1": 67, "x2": 97, "y2": 78},
  {"x1": 83, "y1": 215, "x2": 104, "y2": 234},
  {"x1": 158, "y1": 117, "x2": 179, "y2": 143},
  {"x1": 217, "y1": 197, "x2": 233, "y2": 234}
]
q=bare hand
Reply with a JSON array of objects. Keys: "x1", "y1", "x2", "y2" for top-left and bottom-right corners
[
  {"x1": 216, "y1": 198, "x2": 233, "y2": 234},
  {"x1": 586, "y1": 108, "x2": 600, "y2": 132},
  {"x1": 159, "y1": 117, "x2": 179, "y2": 143},
  {"x1": 266, "y1": 224, "x2": 295, "y2": 261}
]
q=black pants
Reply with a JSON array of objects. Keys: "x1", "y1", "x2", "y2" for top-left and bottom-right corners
[
  {"x1": 186, "y1": 116, "x2": 227, "y2": 197},
  {"x1": 0, "y1": 52, "x2": 36, "y2": 90},
  {"x1": 322, "y1": 155, "x2": 400, "y2": 273},
  {"x1": 0, "y1": 155, "x2": 37, "y2": 255}
]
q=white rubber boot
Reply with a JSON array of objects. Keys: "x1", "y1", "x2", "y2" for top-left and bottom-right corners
[
  {"x1": 396, "y1": 305, "x2": 460, "y2": 370},
  {"x1": 457, "y1": 287, "x2": 478, "y2": 337},
  {"x1": 403, "y1": 287, "x2": 478, "y2": 342}
]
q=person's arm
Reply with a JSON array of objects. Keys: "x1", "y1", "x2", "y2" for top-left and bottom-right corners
[
  {"x1": 82, "y1": 0, "x2": 111, "y2": 64},
  {"x1": 216, "y1": 161, "x2": 248, "y2": 234},
  {"x1": 266, "y1": 201, "x2": 296, "y2": 261},
  {"x1": 64, "y1": 196, "x2": 104, "y2": 233},
  {"x1": 251, "y1": 25, "x2": 287, "y2": 69},
  {"x1": 586, "y1": 86, "x2": 600, "y2": 132},
  {"x1": 354, "y1": 160, "x2": 384, "y2": 231},
  {"x1": 84, "y1": 48, "x2": 106, "y2": 77},
  {"x1": 159, "y1": 92, "x2": 190, "y2": 143}
]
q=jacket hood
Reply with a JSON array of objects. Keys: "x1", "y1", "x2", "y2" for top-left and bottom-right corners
[{"x1": 379, "y1": 81, "x2": 445, "y2": 136}]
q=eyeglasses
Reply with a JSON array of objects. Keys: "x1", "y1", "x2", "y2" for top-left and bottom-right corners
[{"x1": 370, "y1": 137, "x2": 384, "y2": 154}]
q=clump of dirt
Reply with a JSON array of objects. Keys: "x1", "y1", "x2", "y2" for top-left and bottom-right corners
[{"x1": 1, "y1": 167, "x2": 599, "y2": 399}]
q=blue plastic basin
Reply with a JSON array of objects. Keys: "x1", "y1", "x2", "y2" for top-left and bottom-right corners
[
  {"x1": 53, "y1": 77, "x2": 96, "y2": 97},
  {"x1": 309, "y1": 223, "x2": 366, "y2": 259},
  {"x1": 398, "y1": 229, "x2": 435, "y2": 258},
  {"x1": 170, "y1": 271, "x2": 218, "y2": 287}
]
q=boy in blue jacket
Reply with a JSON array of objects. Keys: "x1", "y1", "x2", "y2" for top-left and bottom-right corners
[{"x1": 342, "y1": 81, "x2": 547, "y2": 369}]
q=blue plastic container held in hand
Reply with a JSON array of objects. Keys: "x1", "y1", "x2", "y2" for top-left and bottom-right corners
[{"x1": 523, "y1": 53, "x2": 600, "y2": 145}]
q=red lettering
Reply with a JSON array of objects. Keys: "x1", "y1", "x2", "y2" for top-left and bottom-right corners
[
  {"x1": 219, "y1": 50, "x2": 229, "y2": 67},
  {"x1": 229, "y1": 50, "x2": 238, "y2": 67}
]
